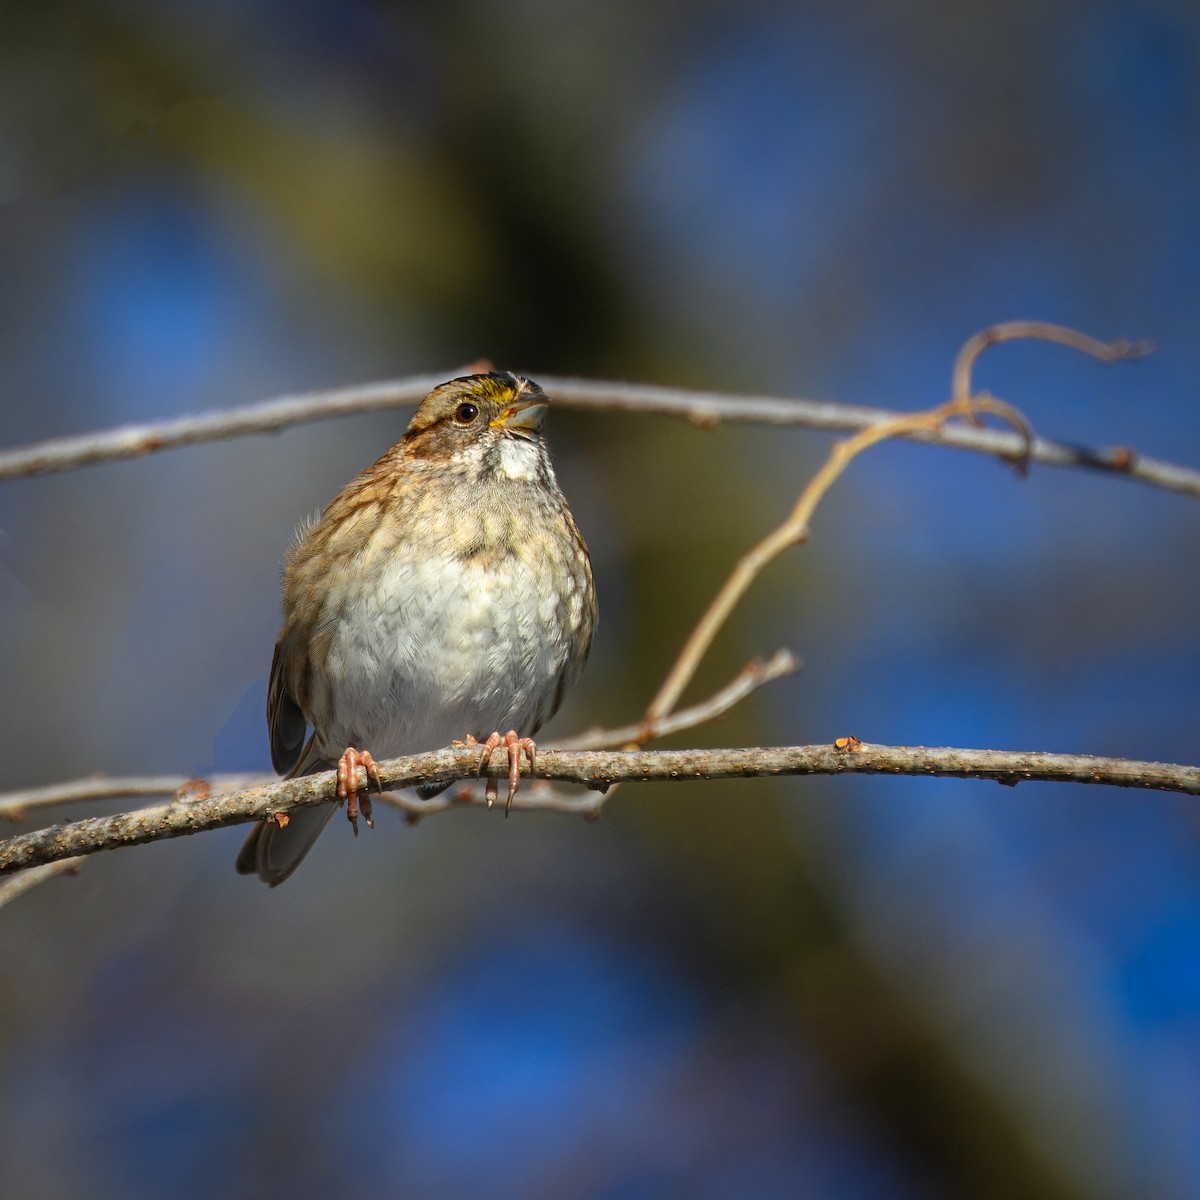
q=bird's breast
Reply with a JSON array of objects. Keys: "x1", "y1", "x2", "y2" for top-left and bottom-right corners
[{"x1": 305, "y1": 537, "x2": 586, "y2": 759}]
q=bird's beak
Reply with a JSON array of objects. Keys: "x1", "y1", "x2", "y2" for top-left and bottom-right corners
[{"x1": 491, "y1": 397, "x2": 548, "y2": 437}]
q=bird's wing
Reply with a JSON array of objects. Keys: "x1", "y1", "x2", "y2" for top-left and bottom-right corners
[
  {"x1": 246, "y1": 642, "x2": 336, "y2": 885},
  {"x1": 266, "y1": 638, "x2": 309, "y2": 777}
]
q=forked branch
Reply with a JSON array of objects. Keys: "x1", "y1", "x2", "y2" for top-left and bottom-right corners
[{"x1": 639, "y1": 321, "x2": 1148, "y2": 726}]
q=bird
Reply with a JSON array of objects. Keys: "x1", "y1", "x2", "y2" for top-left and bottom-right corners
[{"x1": 237, "y1": 371, "x2": 597, "y2": 886}]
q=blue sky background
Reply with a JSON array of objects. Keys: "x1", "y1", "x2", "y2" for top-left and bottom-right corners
[{"x1": 1, "y1": 3, "x2": 1198, "y2": 1198}]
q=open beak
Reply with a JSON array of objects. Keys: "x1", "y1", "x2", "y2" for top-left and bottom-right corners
[{"x1": 491, "y1": 397, "x2": 548, "y2": 437}]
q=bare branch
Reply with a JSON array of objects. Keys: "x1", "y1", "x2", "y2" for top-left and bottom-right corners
[
  {"x1": 0, "y1": 350, "x2": 1193, "y2": 498},
  {"x1": 1, "y1": 743, "x2": 1197, "y2": 876},
  {"x1": 551, "y1": 376, "x2": 1193, "y2": 496},
  {"x1": 0, "y1": 373, "x2": 459, "y2": 481}
]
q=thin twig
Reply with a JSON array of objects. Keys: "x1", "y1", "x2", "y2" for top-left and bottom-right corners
[
  {"x1": 643, "y1": 400, "x2": 1025, "y2": 723},
  {"x1": 951, "y1": 320, "x2": 1152, "y2": 404},
  {"x1": 1, "y1": 742, "x2": 1197, "y2": 875},
  {"x1": 0, "y1": 857, "x2": 85, "y2": 908},
  {"x1": 0, "y1": 774, "x2": 269, "y2": 823},
  {"x1": 558, "y1": 648, "x2": 798, "y2": 751}
]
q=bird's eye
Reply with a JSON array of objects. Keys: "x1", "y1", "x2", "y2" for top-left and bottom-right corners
[{"x1": 453, "y1": 402, "x2": 479, "y2": 424}]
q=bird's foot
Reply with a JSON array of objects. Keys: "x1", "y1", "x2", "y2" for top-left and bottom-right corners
[
  {"x1": 458, "y1": 731, "x2": 537, "y2": 815},
  {"x1": 337, "y1": 746, "x2": 381, "y2": 835}
]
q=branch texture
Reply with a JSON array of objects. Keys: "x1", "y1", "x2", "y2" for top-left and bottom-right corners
[{"x1": 2, "y1": 742, "x2": 1197, "y2": 875}]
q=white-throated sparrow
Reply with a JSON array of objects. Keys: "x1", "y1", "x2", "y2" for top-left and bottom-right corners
[{"x1": 237, "y1": 372, "x2": 596, "y2": 885}]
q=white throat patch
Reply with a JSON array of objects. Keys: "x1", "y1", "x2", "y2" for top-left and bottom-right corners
[{"x1": 497, "y1": 436, "x2": 539, "y2": 481}]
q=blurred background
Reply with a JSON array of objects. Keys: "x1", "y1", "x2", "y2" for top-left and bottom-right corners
[{"x1": 1, "y1": 1, "x2": 1198, "y2": 1197}]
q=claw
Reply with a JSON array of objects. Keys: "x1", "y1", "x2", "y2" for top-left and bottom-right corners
[
  {"x1": 472, "y1": 730, "x2": 537, "y2": 815},
  {"x1": 337, "y1": 746, "x2": 381, "y2": 835}
]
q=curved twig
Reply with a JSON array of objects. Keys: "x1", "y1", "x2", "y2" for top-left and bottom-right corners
[
  {"x1": 950, "y1": 320, "x2": 1152, "y2": 404},
  {"x1": 643, "y1": 385, "x2": 1032, "y2": 724}
]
